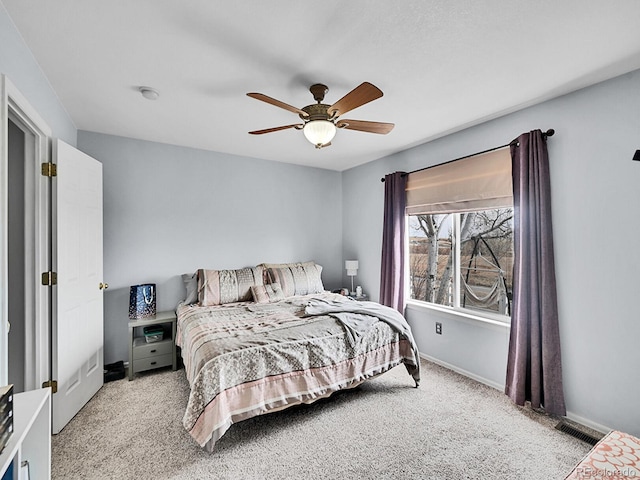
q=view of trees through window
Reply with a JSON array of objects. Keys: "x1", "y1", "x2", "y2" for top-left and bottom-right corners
[{"x1": 408, "y1": 208, "x2": 514, "y2": 316}]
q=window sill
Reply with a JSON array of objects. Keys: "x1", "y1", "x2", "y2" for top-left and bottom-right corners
[{"x1": 405, "y1": 299, "x2": 511, "y2": 329}]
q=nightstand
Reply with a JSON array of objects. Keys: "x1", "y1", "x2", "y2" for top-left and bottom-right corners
[{"x1": 128, "y1": 310, "x2": 177, "y2": 380}]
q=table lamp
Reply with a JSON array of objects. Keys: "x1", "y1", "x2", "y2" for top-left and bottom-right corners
[{"x1": 345, "y1": 260, "x2": 359, "y2": 296}]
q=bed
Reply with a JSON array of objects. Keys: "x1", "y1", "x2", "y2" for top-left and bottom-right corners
[{"x1": 176, "y1": 262, "x2": 420, "y2": 451}]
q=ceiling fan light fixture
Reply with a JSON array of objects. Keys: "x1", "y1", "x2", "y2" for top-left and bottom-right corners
[{"x1": 303, "y1": 120, "x2": 336, "y2": 148}]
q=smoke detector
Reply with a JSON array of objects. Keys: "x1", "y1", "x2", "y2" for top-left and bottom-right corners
[{"x1": 139, "y1": 86, "x2": 159, "y2": 100}]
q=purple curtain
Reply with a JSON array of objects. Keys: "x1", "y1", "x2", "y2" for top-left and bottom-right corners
[
  {"x1": 505, "y1": 130, "x2": 566, "y2": 416},
  {"x1": 380, "y1": 172, "x2": 407, "y2": 313}
]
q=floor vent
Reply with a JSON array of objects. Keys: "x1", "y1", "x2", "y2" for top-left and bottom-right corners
[{"x1": 555, "y1": 420, "x2": 602, "y2": 446}]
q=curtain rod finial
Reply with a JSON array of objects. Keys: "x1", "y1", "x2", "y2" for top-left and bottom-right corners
[{"x1": 544, "y1": 129, "x2": 555, "y2": 137}]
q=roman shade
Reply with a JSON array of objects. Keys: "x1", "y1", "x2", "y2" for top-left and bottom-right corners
[{"x1": 406, "y1": 146, "x2": 513, "y2": 214}]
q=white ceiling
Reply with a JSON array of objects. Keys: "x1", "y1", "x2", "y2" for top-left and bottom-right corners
[{"x1": 3, "y1": 1, "x2": 640, "y2": 171}]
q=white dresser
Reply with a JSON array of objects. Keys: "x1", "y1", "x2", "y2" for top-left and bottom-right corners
[{"x1": 0, "y1": 388, "x2": 51, "y2": 479}]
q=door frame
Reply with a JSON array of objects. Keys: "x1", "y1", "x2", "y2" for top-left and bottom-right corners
[{"x1": 0, "y1": 74, "x2": 52, "y2": 390}]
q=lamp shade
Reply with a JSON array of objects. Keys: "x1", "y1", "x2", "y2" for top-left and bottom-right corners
[
  {"x1": 303, "y1": 120, "x2": 336, "y2": 147},
  {"x1": 345, "y1": 260, "x2": 359, "y2": 276}
]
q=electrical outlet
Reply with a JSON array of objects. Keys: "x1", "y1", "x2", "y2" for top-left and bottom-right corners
[{"x1": 435, "y1": 322, "x2": 442, "y2": 335}]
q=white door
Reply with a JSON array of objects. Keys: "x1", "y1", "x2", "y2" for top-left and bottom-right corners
[{"x1": 52, "y1": 139, "x2": 104, "y2": 433}]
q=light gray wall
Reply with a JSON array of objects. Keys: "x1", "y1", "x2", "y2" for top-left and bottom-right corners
[
  {"x1": 77, "y1": 131, "x2": 343, "y2": 364},
  {"x1": 342, "y1": 69, "x2": 640, "y2": 436},
  {"x1": 0, "y1": 3, "x2": 76, "y2": 145}
]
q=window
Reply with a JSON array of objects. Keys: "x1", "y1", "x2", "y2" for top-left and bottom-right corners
[
  {"x1": 408, "y1": 207, "x2": 514, "y2": 318},
  {"x1": 404, "y1": 145, "x2": 514, "y2": 319}
]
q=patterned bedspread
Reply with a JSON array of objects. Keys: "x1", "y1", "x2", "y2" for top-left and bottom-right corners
[{"x1": 176, "y1": 292, "x2": 419, "y2": 450}]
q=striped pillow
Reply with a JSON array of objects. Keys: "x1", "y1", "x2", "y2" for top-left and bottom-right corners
[
  {"x1": 250, "y1": 283, "x2": 286, "y2": 304},
  {"x1": 197, "y1": 267, "x2": 264, "y2": 306},
  {"x1": 266, "y1": 262, "x2": 324, "y2": 297}
]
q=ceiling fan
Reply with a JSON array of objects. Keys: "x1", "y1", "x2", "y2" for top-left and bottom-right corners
[{"x1": 247, "y1": 82, "x2": 394, "y2": 149}]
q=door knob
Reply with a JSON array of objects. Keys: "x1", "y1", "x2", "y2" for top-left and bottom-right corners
[{"x1": 99, "y1": 282, "x2": 109, "y2": 290}]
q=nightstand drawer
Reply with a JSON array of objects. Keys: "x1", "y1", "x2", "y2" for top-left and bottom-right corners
[
  {"x1": 133, "y1": 353, "x2": 173, "y2": 373},
  {"x1": 132, "y1": 338, "x2": 173, "y2": 360}
]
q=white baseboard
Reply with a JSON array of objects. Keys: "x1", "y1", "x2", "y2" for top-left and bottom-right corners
[
  {"x1": 421, "y1": 353, "x2": 613, "y2": 436},
  {"x1": 565, "y1": 411, "x2": 610, "y2": 435},
  {"x1": 420, "y1": 353, "x2": 504, "y2": 391}
]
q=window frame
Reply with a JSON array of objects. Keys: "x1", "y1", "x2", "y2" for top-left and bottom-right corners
[{"x1": 406, "y1": 210, "x2": 513, "y2": 325}]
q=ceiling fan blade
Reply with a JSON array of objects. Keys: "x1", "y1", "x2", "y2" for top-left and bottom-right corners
[
  {"x1": 336, "y1": 119, "x2": 394, "y2": 134},
  {"x1": 327, "y1": 82, "x2": 383, "y2": 117},
  {"x1": 247, "y1": 93, "x2": 309, "y2": 117},
  {"x1": 248, "y1": 124, "x2": 303, "y2": 135}
]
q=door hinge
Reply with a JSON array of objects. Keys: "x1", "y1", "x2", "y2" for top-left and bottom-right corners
[
  {"x1": 41, "y1": 162, "x2": 57, "y2": 177},
  {"x1": 42, "y1": 380, "x2": 58, "y2": 394},
  {"x1": 41, "y1": 271, "x2": 58, "y2": 286}
]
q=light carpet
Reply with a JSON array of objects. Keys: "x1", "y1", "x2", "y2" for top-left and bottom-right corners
[{"x1": 52, "y1": 360, "x2": 590, "y2": 479}]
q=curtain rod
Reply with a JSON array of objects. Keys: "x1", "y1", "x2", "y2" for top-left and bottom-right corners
[{"x1": 380, "y1": 129, "x2": 555, "y2": 182}]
